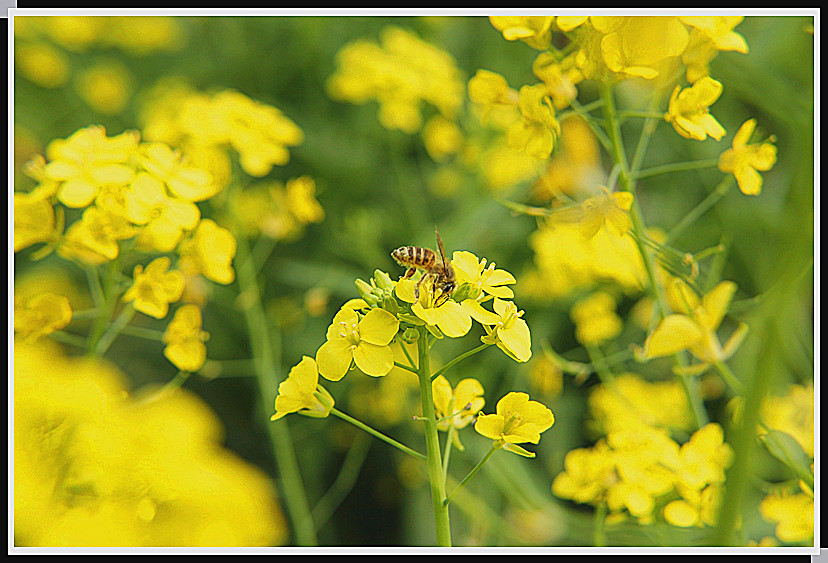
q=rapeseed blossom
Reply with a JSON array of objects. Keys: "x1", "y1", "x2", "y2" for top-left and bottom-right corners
[
  {"x1": 718, "y1": 118, "x2": 777, "y2": 196},
  {"x1": 316, "y1": 306, "x2": 399, "y2": 381},
  {"x1": 58, "y1": 206, "x2": 137, "y2": 264},
  {"x1": 570, "y1": 291, "x2": 623, "y2": 346},
  {"x1": 177, "y1": 219, "x2": 237, "y2": 285},
  {"x1": 451, "y1": 250, "x2": 516, "y2": 299},
  {"x1": 122, "y1": 257, "x2": 185, "y2": 319},
  {"x1": 73, "y1": 60, "x2": 134, "y2": 115},
  {"x1": 124, "y1": 172, "x2": 200, "y2": 252},
  {"x1": 13, "y1": 292, "x2": 72, "y2": 341},
  {"x1": 271, "y1": 356, "x2": 334, "y2": 420},
  {"x1": 507, "y1": 84, "x2": 560, "y2": 160},
  {"x1": 163, "y1": 304, "x2": 210, "y2": 372},
  {"x1": 488, "y1": 16, "x2": 554, "y2": 50},
  {"x1": 474, "y1": 392, "x2": 554, "y2": 457},
  {"x1": 760, "y1": 486, "x2": 814, "y2": 544},
  {"x1": 14, "y1": 340, "x2": 286, "y2": 547},
  {"x1": 665, "y1": 77, "x2": 726, "y2": 141},
  {"x1": 469, "y1": 298, "x2": 532, "y2": 363},
  {"x1": 760, "y1": 384, "x2": 814, "y2": 458},
  {"x1": 396, "y1": 277, "x2": 472, "y2": 338},
  {"x1": 13, "y1": 191, "x2": 56, "y2": 252},
  {"x1": 432, "y1": 375, "x2": 485, "y2": 447}
]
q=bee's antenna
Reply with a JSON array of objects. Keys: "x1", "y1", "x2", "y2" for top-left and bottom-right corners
[{"x1": 435, "y1": 226, "x2": 447, "y2": 265}]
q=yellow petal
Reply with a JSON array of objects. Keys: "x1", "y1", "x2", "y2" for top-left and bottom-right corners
[
  {"x1": 461, "y1": 300, "x2": 501, "y2": 325},
  {"x1": 474, "y1": 413, "x2": 505, "y2": 440},
  {"x1": 497, "y1": 319, "x2": 532, "y2": 362},
  {"x1": 358, "y1": 308, "x2": 399, "y2": 346},
  {"x1": 316, "y1": 338, "x2": 354, "y2": 382},
  {"x1": 645, "y1": 314, "x2": 705, "y2": 358},
  {"x1": 495, "y1": 391, "x2": 530, "y2": 417},
  {"x1": 502, "y1": 443, "x2": 536, "y2": 457},
  {"x1": 353, "y1": 342, "x2": 394, "y2": 377},
  {"x1": 431, "y1": 375, "x2": 453, "y2": 415},
  {"x1": 700, "y1": 281, "x2": 737, "y2": 330},
  {"x1": 663, "y1": 500, "x2": 699, "y2": 527}
]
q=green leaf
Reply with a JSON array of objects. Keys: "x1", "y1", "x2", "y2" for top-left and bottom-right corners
[{"x1": 759, "y1": 429, "x2": 814, "y2": 489}]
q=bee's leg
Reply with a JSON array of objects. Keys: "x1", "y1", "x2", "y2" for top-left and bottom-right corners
[
  {"x1": 414, "y1": 273, "x2": 430, "y2": 301},
  {"x1": 403, "y1": 267, "x2": 416, "y2": 280}
]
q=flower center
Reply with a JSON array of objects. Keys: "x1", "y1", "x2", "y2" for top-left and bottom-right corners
[{"x1": 339, "y1": 321, "x2": 361, "y2": 346}]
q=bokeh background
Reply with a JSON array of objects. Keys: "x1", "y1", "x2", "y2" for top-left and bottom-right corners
[{"x1": 13, "y1": 14, "x2": 814, "y2": 547}]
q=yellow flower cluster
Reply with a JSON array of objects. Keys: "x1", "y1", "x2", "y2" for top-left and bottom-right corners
[
  {"x1": 760, "y1": 383, "x2": 814, "y2": 458},
  {"x1": 14, "y1": 340, "x2": 286, "y2": 547},
  {"x1": 587, "y1": 374, "x2": 694, "y2": 436},
  {"x1": 553, "y1": 423, "x2": 732, "y2": 526},
  {"x1": 326, "y1": 26, "x2": 465, "y2": 134},
  {"x1": 140, "y1": 80, "x2": 305, "y2": 184},
  {"x1": 233, "y1": 176, "x2": 325, "y2": 241},
  {"x1": 759, "y1": 484, "x2": 814, "y2": 544}
]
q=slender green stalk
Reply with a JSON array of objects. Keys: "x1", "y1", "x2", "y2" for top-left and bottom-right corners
[
  {"x1": 430, "y1": 343, "x2": 491, "y2": 381},
  {"x1": 666, "y1": 176, "x2": 734, "y2": 244},
  {"x1": 714, "y1": 360, "x2": 746, "y2": 395},
  {"x1": 48, "y1": 330, "x2": 88, "y2": 349},
  {"x1": 443, "y1": 444, "x2": 496, "y2": 507},
  {"x1": 417, "y1": 327, "x2": 452, "y2": 546},
  {"x1": 329, "y1": 408, "x2": 426, "y2": 461},
  {"x1": 393, "y1": 361, "x2": 419, "y2": 374},
  {"x1": 442, "y1": 423, "x2": 455, "y2": 484},
  {"x1": 618, "y1": 110, "x2": 666, "y2": 120},
  {"x1": 69, "y1": 307, "x2": 102, "y2": 320},
  {"x1": 94, "y1": 305, "x2": 136, "y2": 357},
  {"x1": 594, "y1": 503, "x2": 608, "y2": 547},
  {"x1": 118, "y1": 324, "x2": 166, "y2": 341},
  {"x1": 311, "y1": 431, "x2": 372, "y2": 528},
  {"x1": 230, "y1": 200, "x2": 318, "y2": 547},
  {"x1": 632, "y1": 158, "x2": 721, "y2": 181},
  {"x1": 85, "y1": 260, "x2": 120, "y2": 357}
]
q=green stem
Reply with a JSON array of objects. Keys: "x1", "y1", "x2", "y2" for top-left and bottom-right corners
[
  {"x1": 48, "y1": 330, "x2": 88, "y2": 349},
  {"x1": 430, "y1": 343, "x2": 491, "y2": 381},
  {"x1": 94, "y1": 305, "x2": 136, "y2": 357},
  {"x1": 329, "y1": 408, "x2": 426, "y2": 461},
  {"x1": 665, "y1": 176, "x2": 734, "y2": 244},
  {"x1": 85, "y1": 261, "x2": 119, "y2": 356},
  {"x1": 594, "y1": 503, "x2": 608, "y2": 547},
  {"x1": 442, "y1": 423, "x2": 455, "y2": 484},
  {"x1": 118, "y1": 324, "x2": 166, "y2": 342},
  {"x1": 618, "y1": 110, "x2": 666, "y2": 120},
  {"x1": 311, "y1": 431, "x2": 372, "y2": 528},
  {"x1": 393, "y1": 361, "x2": 419, "y2": 374},
  {"x1": 417, "y1": 327, "x2": 452, "y2": 546},
  {"x1": 443, "y1": 444, "x2": 496, "y2": 507},
  {"x1": 714, "y1": 360, "x2": 746, "y2": 396},
  {"x1": 632, "y1": 158, "x2": 721, "y2": 181},
  {"x1": 230, "y1": 198, "x2": 318, "y2": 547}
]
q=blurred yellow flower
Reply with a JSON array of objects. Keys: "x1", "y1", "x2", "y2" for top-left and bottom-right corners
[
  {"x1": 271, "y1": 356, "x2": 335, "y2": 420},
  {"x1": 467, "y1": 69, "x2": 517, "y2": 124},
  {"x1": 14, "y1": 292, "x2": 72, "y2": 341},
  {"x1": 488, "y1": 16, "x2": 554, "y2": 50},
  {"x1": 679, "y1": 16, "x2": 748, "y2": 53},
  {"x1": 14, "y1": 192, "x2": 56, "y2": 252},
  {"x1": 681, "y1": 28, "x2": 721, "y2": 84},
  {"x1": 15, "y1": 41, "x2": 71, "y2": 88},
  {"x1": 178, "y1": 219, "x2": 237, "y2": 285},
  {"x1": 316, "y1": 307, "x2": 399, "y2": 381},
  {"x1": 163, "y1": 305, "x2": 210, "y2": 372},
  {"x1": 124, "y1": 172, "x2": 200, "y2": 252},
  {"x1": 284, "y1": 176, "x2": 325, "y2": 225},
  {"x1": 665, "y1": 77, "x2": 726, "y2": 141},
  {"x1": 644, "y1": 280, "x2": 748, "y2": 369},
  {"x1": 14, "y1": 339, "x2": 287, "y2": 547},
  {"x1": 44, "y1": 126, "x2": 139, "y2": 208},
  {"x1": 600, "y1": 16, "x2": 689, "y2": 79},
  {"x1": 123, "y1": 257, "x2": 185, "y2": 319},
  {"x1": 760, "y1": 383, "x2": 814, "y2": 457},
  {"x1": 532, "y1": 116, "x2": 602, "y2": 200},
  {"x1": 718, "y1": 118, "x2": 777, "y2": 196},
  {"x1": 422, "y1": 115, "x2": 464, "y2": 162},
  {"x1": 507, "y1": 84, "x2": 560, "y2": 160},
  {"x1": 532, "y1": 52, "x2": 581, "y2": 110},
  {"x1": 74, "y1": 60, "x2": 134, "y2": 115},
  {"x1": 474, "y1": 391, "x2": 555, "y2": 457},
  {"x1": 760, "y1": 488, "x2": 814, "y2": 543},
  {"x1": 570, "y1": 291, "x2": 623, "y2": 346}
]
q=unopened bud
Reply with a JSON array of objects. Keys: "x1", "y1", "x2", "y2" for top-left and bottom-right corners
[
  {"x1": 402, "y1": 327, "x2": 420, "y2": 343},
  {"x1": 354, "y1": 279, "x2": 379, "y2": 306},
  {"x1": 451, "y1": 282, "x2": 480, "y2": 302},
  {"x1": 373, "y1": 269, "x2": 396, "y2": 291}
]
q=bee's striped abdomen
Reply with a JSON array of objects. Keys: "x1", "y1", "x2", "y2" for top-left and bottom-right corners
[{"x1": 392, "y1": 246, "x2": 436, "y2": 269}]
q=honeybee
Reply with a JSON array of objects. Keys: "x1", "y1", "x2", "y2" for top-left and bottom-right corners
[{"x1": 392, "y1": 227, "x2": 457, "y2": 307}]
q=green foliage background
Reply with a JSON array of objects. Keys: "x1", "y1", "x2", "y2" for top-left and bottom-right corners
[{"x1": 14, "y1": 15, "x2": 814, "y2": 546}]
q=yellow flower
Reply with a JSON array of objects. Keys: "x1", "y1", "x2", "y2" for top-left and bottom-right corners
[
  {"x1": 760, "y1": 488, "x2": 814, "y2": 543},
  {"x1": 137, "y1": 142, "x2": 217, "y2": 202},
  {"x1": 123, "y1": 257, "x2": 185, "y2": 319},
  {"x1": 14, "y1": 339, "x2": 287, "y2": 547},
  {"x1": 421, "y1": 115, "x2": 464, "y2": 162},
  {"x1": 14, "y1": 192, "x2": 56, "y2": 252},
  {"x1": 679, "y1": 16, "x2": 748, "y2": 53},
  {"x1": 73, "y1": 60, "x2": 134, "y2": 115},
  {"x1": 552, "y1": 442, "x2": 615, "y2": 505},
  {"x1": 507, "y1": 84, "x2": 560, "y2": 160},
  {"x1": 488, "y1": 16, "x2": 554, "y2": 50},
  {"x1": 572, "y1": 189, "x2": 634, "y2": 239},
  {"x1": 532, "y1": 116, "x2": 602, "y2": 200},
  {"x1": 44, "y1": 126, "x2": 139, "y2": 208},
  {"x1": 761, "y1": 384, "x2": 814, "y2": 458},
  {"x1": 465, "y1": 298, "x2": 532, "y2": 363},
  {"x1": 718, "y1": 119, "x2": 777, "y2": 196},
  {"x1": 665, "y1": 77, "x2": 726, "y2": 141},
  {"x1": 213, "y1": 90, "x2": 305, "y2": 176},
  {"x1": 467, "y1": 69, "x2": 518, "y2": 124},
  {"x1": 570, "y1": 291, "x2": 623, "y2": 345},
  {"x1": 284, "y1": 176, "x2": 325, "y2": 225},
  {"x1": 271, "y1": 356, "x2": 335, "y2": 421},
  {"x1": 474, "y1": 391, "x2": 555, "y2": 457},
  {"x1": 451, "y1": 250, "x2": 516, "y2": 299},
  {"x1": 124, "y1": 172, "x2": 200, "y2": 252},
  {"x1": 681, "y1": 29, "x2": 721, "y2": 84},
  {"x1": 15, "y1": 41, "x2": 70, "y2": 88},
  {"x1": 58, "y1": 206, "x2": 137, "y2": 264},
  {"x1": 316, "y1": 307, "x2": 399, "y2": 381},
  {"x1": 600, "y1": 16, "x2": 689, "y2": 79},
  {"x1": 14, "y1": 292, "x2": 72, "y2": 341},
  {"x1": 396, "y1": 278, "x2": 472, "y2": 338},
  {"x1": 163, "y1": 305, "x2": 210, "y2": 372},
  {"x1": 432, "y1": 375, "x2": 485, "y2": 433},
  {"x1": 178, "y1": 219, "x2": 237, "y2": 285},
  {"x1": 644, "y1": 280, "x2": 748, "y2": 369},
  {"x1": 532, "y1": 52, "x2": 581, "y2": 110}
]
